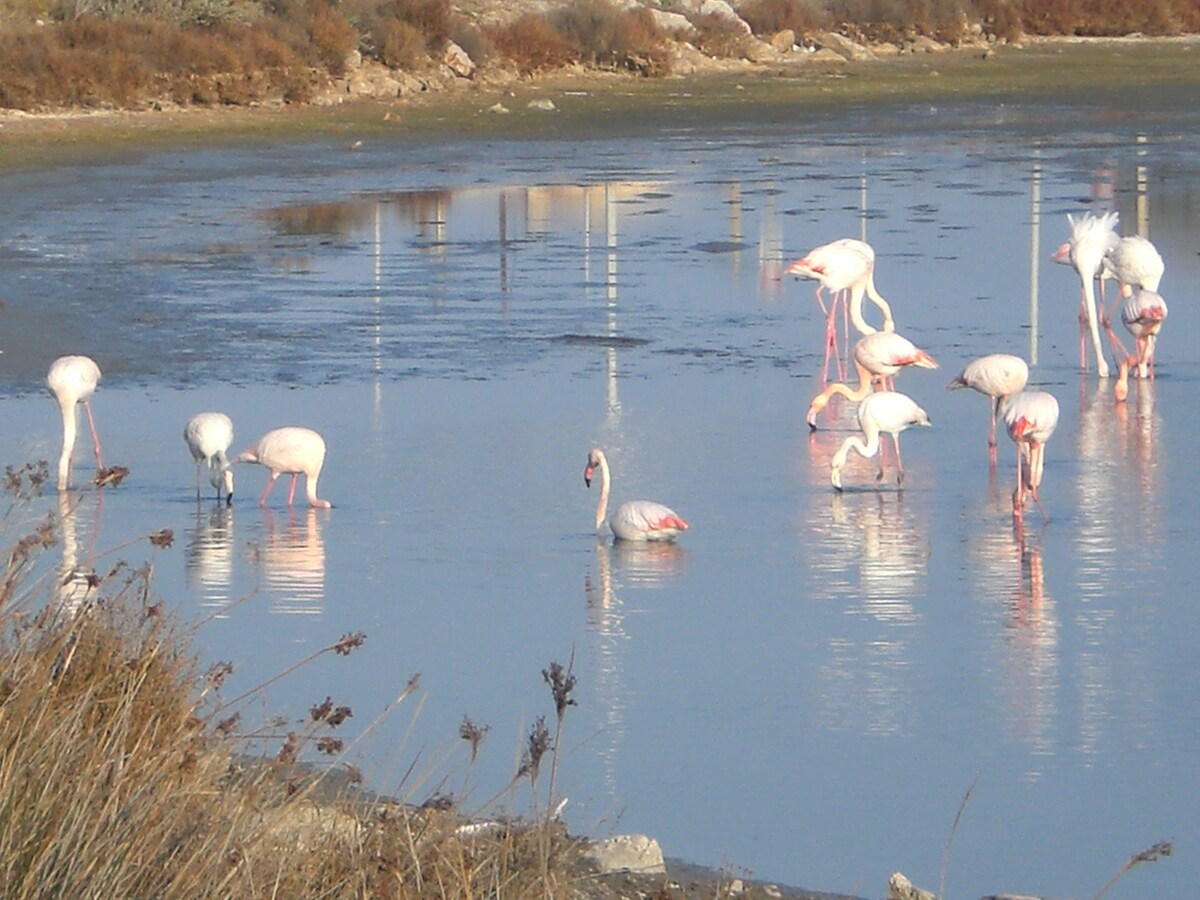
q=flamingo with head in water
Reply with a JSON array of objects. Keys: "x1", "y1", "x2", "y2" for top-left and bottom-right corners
[
  {"x1": 584, "y1": 448, "x2": 688, "y2": 542},
  {"x1": 47, "y1": 355, "x2": 103, "y2": 491},
  {"x1": 1052, "y1": 212, "x2": 1118, "y2": 377},
  {"x1": 236, "y1": 426, "x2": 331, "y2": 509},
  {"x1": 1003, "y1": 391, "x2": 1060, "y2": 521},
  {"x1": 829, "y1": 391, "x2": 931, "y2": 491},
  {"x1": 1114, "y1": 288, "x2": 1169, "y2": 402},
  {"x1": 184, "y1": 412, "x2": 235, "y2": 505},
  {"x1": 786, "y1": 238, "x2": 895, "y2": 382},
  {"x1": 806, "y1": 330, "x2": 938, "y2": 429}
]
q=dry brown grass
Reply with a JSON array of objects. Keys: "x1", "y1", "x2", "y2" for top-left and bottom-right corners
[
  {"x1": 487, "y1": 13, "x2": 577, "y2": 74},
  {"x1": 0, "y1": 470, "x2": 584, "y2": 899}
]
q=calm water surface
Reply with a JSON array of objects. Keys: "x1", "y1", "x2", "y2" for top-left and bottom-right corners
[{"x1": 1, "y1": 97, "x2": 1198, "y2": 898}]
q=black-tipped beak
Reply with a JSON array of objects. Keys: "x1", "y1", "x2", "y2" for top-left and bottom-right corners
[
  {"x1": 808, "y1": 422, "x2": 818, "y2": 433},
  {"x1": 225, "y1": 493, "x2": 233, "y2": 507}
]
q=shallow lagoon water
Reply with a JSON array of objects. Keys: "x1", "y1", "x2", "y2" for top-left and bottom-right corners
[{"x1": 2, "y1": 97, "x2": 1199, "y2": 897}]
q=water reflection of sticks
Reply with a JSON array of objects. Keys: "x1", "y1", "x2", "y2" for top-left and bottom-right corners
[
  {"x1": 246, "y1": 507, "x2": 326, "y2": 616},
  {"x1": 185, "y1": 503, "x2": 235, "y2": 613}
]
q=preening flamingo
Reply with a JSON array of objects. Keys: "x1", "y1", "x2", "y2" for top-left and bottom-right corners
[
  {"x1": 785, "y1": 238, "x2": 895, "y2": 382},
  {"x1": 1003, "y1": 391, "x2": 1060, "y2": 520},
  {"x1": 1052, "y1": 211, "x2": 1118, "y2": 377},
  {"x1": 584, "y1": 448, "x2": 688, "y2": 542},
  {"x1": 184, "y1": 412, "x2": 235, "y2": 505},
  {"x1": 947, "y1": 353, "x2": 1029, "y2": 461},
  {"x1": 236, "y1": 426, "x2": 331, "y2": 509},
  {"x1": 806, "y1": 331, "x2": 938, "y2": 429},
  {"x1": 1102, "y1": 234, "x2": 1165, "y2": 358},
  {"x1": 47, "y1": 355, "x2": 103, "y2": 491},
  {"x1": 829, "y1": 391, "x2": 931, "y2": 491},
  {"x1": 1114, "y1": 289, "x2": 1168, "y2": 402}
]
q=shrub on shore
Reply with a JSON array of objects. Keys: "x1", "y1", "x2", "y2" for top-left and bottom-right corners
[{"x1": 0, "y1": 0, "x2": 1197, "y2": 110}]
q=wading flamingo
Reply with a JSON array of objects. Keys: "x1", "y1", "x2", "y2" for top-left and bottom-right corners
[
  {"x1": 806, "y1": 330, "x2": 938, "y2": 429},
  {"x1": 829, "y1": 391, "x2": 931, "y2": 491},
  {"x1": 1003, "y1": 391, "x2": 1060, "y2": 520},
  {"x1": 1052, "y1": 211, "x2": 1118, "y2": 377},
  {"x1": 184, "y1": 412, "x2": 235, "y2": 505},
  {"x1": 786, "y1": 238, "x2": 895, "y2": 383},
  {"x1": 236, "y1": 427, "x2": 331, "y2": 509},
  {"x1": 1115, "y1": 289, "x2": 1168, "y2": 402},
  {"x1": 47, "y1": 355, "x2": 103, "y2": 491},
  {"x1": 947, "y1": 353, "x2": 1029, "y2": 462},
  {"x1": 584, "y1": 448, "x2": 688, "y2": 542},
  {"x1": 1102, "y1": 234, "x2": 1165, "y2": 357}
]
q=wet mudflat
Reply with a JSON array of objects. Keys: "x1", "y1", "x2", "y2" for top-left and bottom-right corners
[{"x1": 1, "y1": 74, "x2": 1198, "y2": 898}]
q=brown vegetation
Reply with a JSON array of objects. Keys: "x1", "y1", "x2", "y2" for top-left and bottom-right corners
[
  {"x1": 0, "y1": 0, "x2": 1197, "y2": 112},
  {"x1": 0, "y1": 467, "x2": 586, "y2": 898}
]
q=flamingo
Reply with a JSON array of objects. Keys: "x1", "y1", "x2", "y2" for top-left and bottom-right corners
[
  {"x1": 806, "y1": 331, "x2": 938, "y2": 429},
  {"x1": 47, "y1": 355, "x2": 103, "y2": 491},
  {"x1": 584, "y1": 448, "x2": 688, "y2": 542},
  {"x1": 184, "y1": 412, "x2": 235, "y2": 505},
  {"x1": 1052, "y1": 211, "x2": 1118, "y2": 377},
  {"x1": 829, "y1": 391, "x2": 931, "y2": 491},
  {"x1": 1102, "y1": 234, "x2": 1165, "y2": 357},
  {"x1": 235, "y1": 427, "x2": 331, "y2": 509},
  {"x1": 947, "y1": 353, "x2": 1029, "y2": 461},
  {"x1": 1002, "y1": 391, "x2": 1060, "y2": 520},
  {"x1": 1115, "y1": 289, "x2": 1168, "y2": 402},
  {"x1": 785, "y1": 238, "x2": 895, "y2": 382}
]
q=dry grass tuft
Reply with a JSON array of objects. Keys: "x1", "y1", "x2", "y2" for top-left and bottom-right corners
[{"x1": 0, "y1": 475, "x2": 585, "y2": 898}]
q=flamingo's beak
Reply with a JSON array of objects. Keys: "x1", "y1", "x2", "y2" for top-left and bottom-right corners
[{"x1": 584, "y1": 467, "x2": 593, "y2": 488}]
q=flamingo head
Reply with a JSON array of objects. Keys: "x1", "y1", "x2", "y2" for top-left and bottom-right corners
[
  {"x1": 584, "y1": 448, "x2": 603, "y2": 488},
  {"x1": 806, "y1": 394, "x2": 831, "y2": 430}
]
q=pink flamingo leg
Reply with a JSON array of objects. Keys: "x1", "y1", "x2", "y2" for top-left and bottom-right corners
[
  {"x1": 988, "y1": 399, "x2": 1000, "y2": 465},
  {"x1": 83, "y1": 401, "x2": 103, "y2": 471},
  {"x1": 286, "y1": 474, "x2": 300, "y2": 506},
  {"x1": 259, "y1": 475, "x2": 278, "y2": 507},
  {"x1": 1012, "y1": 442, "x2": 1026, "y2": 518}
]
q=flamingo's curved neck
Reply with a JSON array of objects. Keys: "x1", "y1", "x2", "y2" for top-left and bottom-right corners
[
  {"x1": 594, "y1": 454, "x2": 611, "y2": 533},
  {"x1": 831, "y1": 427, "x2": 881, "y2": 473},
  {"x1": 850, "y1": 273, "x2": 895, "y2": 335}
]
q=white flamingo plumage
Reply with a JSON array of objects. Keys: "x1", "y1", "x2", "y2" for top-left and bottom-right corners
[
  {"x1": 786, "y1": 238, "x2": 895, "y2": 382},
  {"x1": 806, "y1": 330, "x2": 938, "y2": 429},
  {"x1": 47, "y1": 355, "x2": 103, "y2": 491},
  {"x1": 829, "y1": 391, "x2": 931, "y2": 491},
  {"x1": 584, "y1": 448, "x2": 688, "y2": 542},
  {"x1": 184, "y1": 412, "x2": 235, "y2": 505},
  {"x1": 1003, "y1": 391, "x2": 1060, "y2": 520},
  {"x1": 947, "y1": 353, "x2": 1029, "y2": 461},
  {"x1": 1052, "y1": 211, "x2": 1118, "y2": 377},
  {"x1": 1103, "y1": 234, "x2": 1164, "y2": 295},
  {"x1": 236, "y1": 426, "x2": 331, "y2": 509},
  {"x1": 1115, "y1": 289, "x2": 1169, "y2": 401}
]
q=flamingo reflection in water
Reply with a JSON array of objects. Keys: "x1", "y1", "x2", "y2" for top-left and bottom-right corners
[
  {"x1": 185, "y1": 503, "x2": 235, "y2": 612},
  {"x1": 247, "y1": 508, "x2": 326, "y2": 615}
]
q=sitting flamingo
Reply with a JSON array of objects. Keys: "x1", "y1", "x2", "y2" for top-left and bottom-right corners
[{"x1": 584, "y1": 448, "x2": 688, "y2": 542}]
